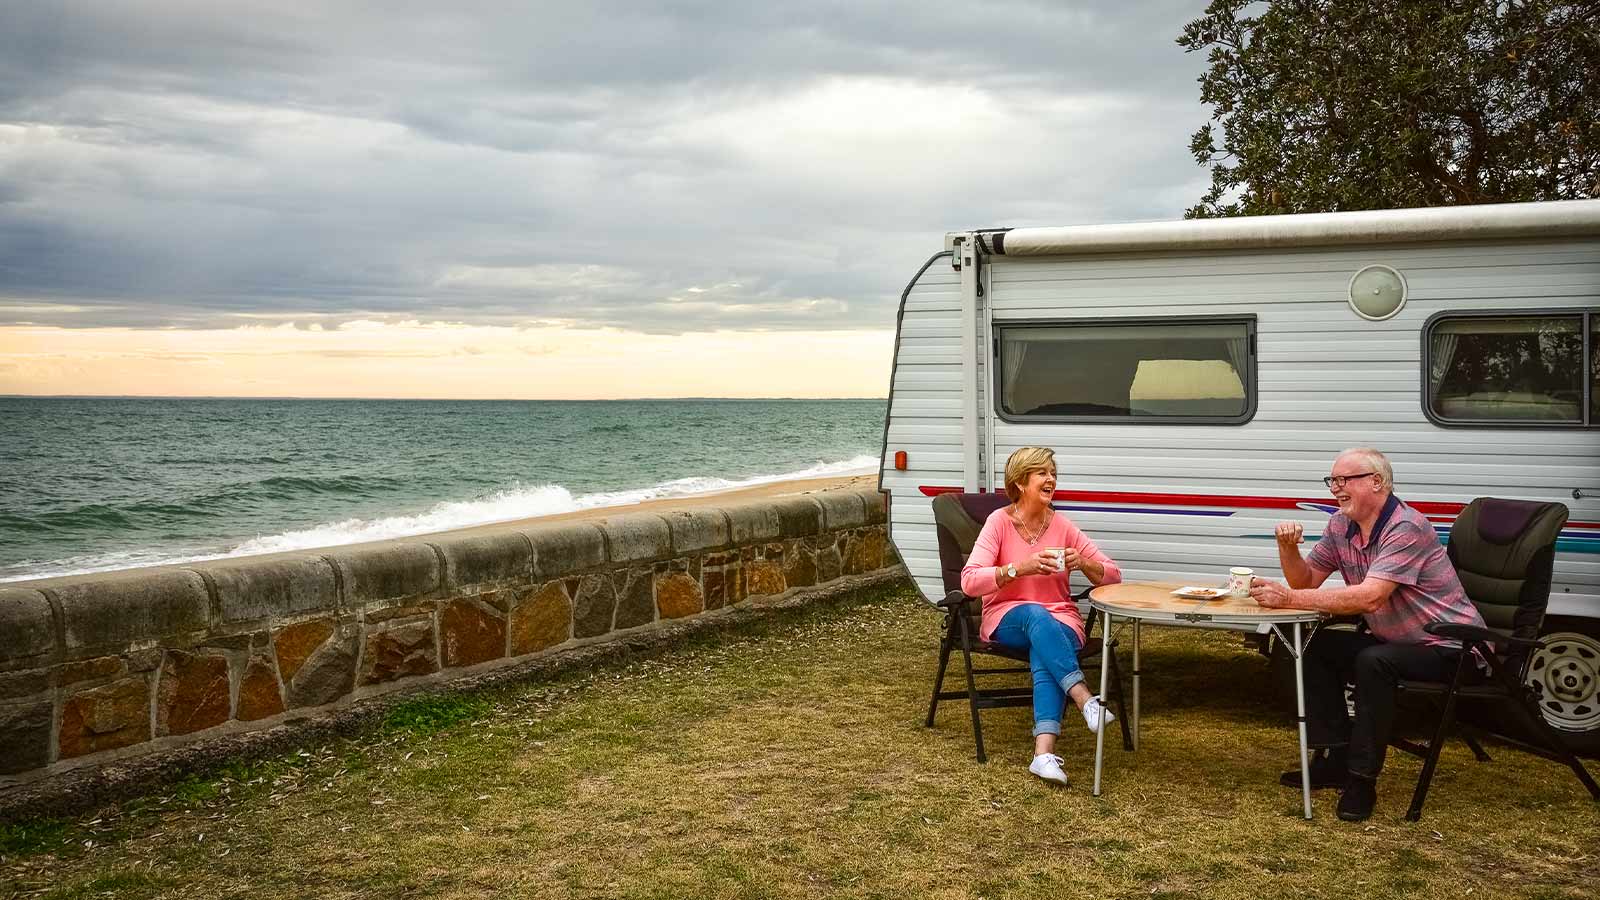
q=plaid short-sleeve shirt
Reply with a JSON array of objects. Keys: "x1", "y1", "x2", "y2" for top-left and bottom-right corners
[{"x1": 1305, "y1": 494, "x2": 1483, "y2": 647}]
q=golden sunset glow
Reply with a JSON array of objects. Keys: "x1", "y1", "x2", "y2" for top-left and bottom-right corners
[{"x1": 0, "y1": 322, "x2": 892, "y2": 399}]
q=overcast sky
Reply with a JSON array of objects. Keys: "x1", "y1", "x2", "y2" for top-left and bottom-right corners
[{"x1": 0, "y1": 1, "x2": 1212, "y2": 397}]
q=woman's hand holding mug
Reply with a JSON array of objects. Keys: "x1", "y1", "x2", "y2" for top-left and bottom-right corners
[{"x1": 1024, "y1": 550, "x2": 1061, "y2": 576}]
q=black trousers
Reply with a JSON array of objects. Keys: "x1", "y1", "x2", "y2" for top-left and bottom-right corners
[{"x1": 1302, "y1": 629, "x2": 1462, "y2": 778}]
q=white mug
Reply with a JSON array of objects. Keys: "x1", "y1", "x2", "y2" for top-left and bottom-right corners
[
  {"x1": 1045, "y1": 547, "x2": 1066, "y2": 572},
  {"x1": 1228, "y1": 567, "x2": 1254, "y2": 599}
]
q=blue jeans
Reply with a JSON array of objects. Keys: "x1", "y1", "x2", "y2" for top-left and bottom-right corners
[{"x1": 991, "y1": 603, "x2": 1085, "y2": 737}]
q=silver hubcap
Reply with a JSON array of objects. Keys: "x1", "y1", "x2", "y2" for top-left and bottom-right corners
[{"x1": 1526, "y1": 630, "x2": 1600, "y2": 734}]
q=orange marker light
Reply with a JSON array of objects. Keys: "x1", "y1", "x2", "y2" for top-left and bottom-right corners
[{"x1": 894, "y1": 450, "x2": 907, "y2": 470}]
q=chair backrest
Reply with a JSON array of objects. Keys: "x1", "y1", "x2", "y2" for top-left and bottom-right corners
[
  {"x1": 1446, "y1": 497, "x2": 1569, "y2": 649},
  {"x1": 931, "y1": 492, "x2": 1009, "y2": 595}
]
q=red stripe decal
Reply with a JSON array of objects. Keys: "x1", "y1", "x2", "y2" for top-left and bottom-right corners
[{"x1": 916, "y1": 485, "x2": 1598, "y2": 528}]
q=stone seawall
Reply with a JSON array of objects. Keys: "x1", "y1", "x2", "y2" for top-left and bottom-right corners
[{"x1": 0, "y1": 488, "x2": 896, "y2": 788}]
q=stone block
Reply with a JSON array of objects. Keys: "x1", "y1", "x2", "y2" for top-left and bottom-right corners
[
  {"x1": 363, "y1": 601, "x2": 437, "y2": 624},
  {"x1": 745, "y1": 559, "x2": 786, "y2": 598},
  {"x1": 612, "y1": 569, "x2": 654, "y2": 630},
  {"x1": 324, "y1": 541, "x2": 441, "y2": 607},
  {"x1": 60, "y1": 656, "x2": 126, "y2": 686},
  {"x1": 655, "y1": 572, "x2": 704, "y2": 620},
  {"x1": 783, "y1": 540, "x2": 817, "y2": 588},
  {"x1": 661, "y1": 508, "x2": 729, "y2": 554},
  {"x1": 286, "y1": 633, "x2": 358, "y2": 708},
  {"x1": 509, "y1": 581, "x2": 571, "y2": 655},
  {"x1": 772, "y1": 496, "x2": 824, "y2": 538},
  {"x1": 59, "y1": 675, "x2": 150, "y2": 759},
  {"x1": 724, "y1": 501, "x2": 781, "y2": 545},
  {"x1": 236, "y1": 658, "x2": 285, "y2": 722},
  {"x1": 702, "y1": 566, "x2": 728, "y2": 611},
  {"x1": 815, "y1": 490, "x2": 869, "y2": 531},
  {"x1": 50, "y1": 570, "x2": 209, "y2": 659},
  {"x1": 156, "y1": 650, "x2": 231, "y2": 737},
  {"x1": 571, "y1": 573, "x2": 616, "y2": 639},
  {"x1": 861, "y1": 489, "x2": 888, "y2": 524},
  {"x1": 598, "y1": 514, "x2": 672, "y2": 564},
  {"x1": 274, "y1": 618, "x2": 335, "y2": 682},
  {"x1": 440, "y1": 597, "x2": 507, "y2": 669},
  {"x1": 522, "y1": 521, "x2": 607, "y2": 578},
  {"x1": 195, "y1": 553, "x2": 340, "y2": 625},
  {"x1": 859, "y1": 527, "x2": 888, "y2": 571},
  {"x1": 0, "y1": 668, "x2": 49, "y2": 701},
  {"x1": 201, "y1": 633, "x2": 254, "y2": 653},
  {"x1": 360, "y1": 621, "x2": 438, "y2": 685},
  {"x1": 815, "y1": 542, "x2": 842, "y2": 583},
  {"x1": 0, "y1": 588, "x2": 56, "y2": 672},
  {"x1": 127, "y1": 648, "x2": 163, "y2": 673},
  {"x1": 0, "y1": 699, "x2": 53, "y2": 774},
  {"x1": 431, "y1": 531, "x2": 534, "y2": 591}
]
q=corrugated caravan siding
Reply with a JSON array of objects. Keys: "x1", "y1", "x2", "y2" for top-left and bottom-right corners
[{"x1": 983, "y1": 237, "x2": 1600, "y2": 598}]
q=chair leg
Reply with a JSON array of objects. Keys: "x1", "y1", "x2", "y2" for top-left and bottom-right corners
[
  {"x1": 1497, "y1": 662, "x2": 1600, "y2": 801},
  {"x1": 956, "y1": 615, "x2": 988, "y2": 763},
  {"x1": 925, "y1": 623, "x2": 954, "y2": 728},
  {"x1": 1462, "y1": 731, "x2": 1491, "y2": 763},
  {"x1": 1407, "y1": 650, "x2": 1473, "y2": 821},
  {"x1": 1107, "y1": 642, "x2": 1133, "y2": 752}
]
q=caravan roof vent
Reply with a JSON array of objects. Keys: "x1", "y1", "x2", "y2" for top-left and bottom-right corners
[{"x1": 1348, "y1": 264, "x2": 1407, "y2": 321}]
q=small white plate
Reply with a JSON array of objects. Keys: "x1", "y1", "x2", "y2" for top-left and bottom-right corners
[{"x1": 1171, "y1": 586, "x2": 1228, "y2": 600}]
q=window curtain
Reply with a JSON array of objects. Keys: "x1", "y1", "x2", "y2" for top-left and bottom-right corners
[
  {"x1": 1002, "y1": 333, "x2": 1031, "y2": 405},
  {"x1": 1430, "y1": 332, "x2": 1460, "y2": 391},
  {"x1": 1223, "y1": 332, "x2": 1248, "y2": 383}
]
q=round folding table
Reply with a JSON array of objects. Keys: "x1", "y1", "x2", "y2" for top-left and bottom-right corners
[{"x1": 1087, "y1": 581, "x2": 1324, "y2": 820}]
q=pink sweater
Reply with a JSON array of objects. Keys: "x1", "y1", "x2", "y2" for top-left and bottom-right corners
[{"x1": 960, "y1": 508, "x2": 1123, "y2": 644}]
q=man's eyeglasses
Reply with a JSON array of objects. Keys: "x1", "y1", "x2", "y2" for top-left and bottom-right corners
[{"x1": 1323, "y1": 472, "x2": 1377, "y2": 489}]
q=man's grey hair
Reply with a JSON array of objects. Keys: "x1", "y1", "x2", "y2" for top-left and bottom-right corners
[{"x1": 1341, "y1": 447, "x2": 1394, "y2": 489}]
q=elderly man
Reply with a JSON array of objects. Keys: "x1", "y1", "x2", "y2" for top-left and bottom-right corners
[{"x1": 1249, "y1": 447, "x2": 1484, "y2": 822}]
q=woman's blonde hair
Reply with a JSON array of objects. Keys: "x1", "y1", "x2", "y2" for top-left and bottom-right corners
[{"x1": 1003, "y1": 447, "x2": 1057, "y2": 502}]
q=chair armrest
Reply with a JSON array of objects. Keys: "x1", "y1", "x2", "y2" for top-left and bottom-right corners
[
  {"x1": 1423, "y1": 621, "x2": 1542, "y2": 649},
  {"x1": 938, "y1": 590, "x2": 978, "y2": 610},
  {"x1": 1073, "y1": 586, "x2": 1093, "y2": 601}
]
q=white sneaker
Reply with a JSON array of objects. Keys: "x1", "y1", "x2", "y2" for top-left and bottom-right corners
[
  {"x1": 1028, "y1": 753, "x2": 1069, "y2": 785},
  {"x1": 1082, "y1": 696, "x2": 1116, "y2": 734}
]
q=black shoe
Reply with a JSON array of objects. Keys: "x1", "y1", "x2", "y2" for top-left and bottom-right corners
[
  {"x1": 1337, "y1": 775, "x2": 1377, "y2": 822},
  {"x1": 1279, "y1": 750, "x2": 1347, "y2": 790}
]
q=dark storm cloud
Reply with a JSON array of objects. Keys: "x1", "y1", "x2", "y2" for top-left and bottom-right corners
[{"x1": 0, "y1": 1, "x2": 1210, "y2": 332}]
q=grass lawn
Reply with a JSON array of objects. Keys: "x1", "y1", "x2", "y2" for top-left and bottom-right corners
[{"x1": 2, "y1": 582, "x2": 1595, "y2": 899}]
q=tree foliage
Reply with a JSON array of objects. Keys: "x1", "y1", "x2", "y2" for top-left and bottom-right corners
[{"x1": 1177, "y1": 1, "x2": 1600, "y2": 217}]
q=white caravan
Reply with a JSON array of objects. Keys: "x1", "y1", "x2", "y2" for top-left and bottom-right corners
[{"x1": 878, "y1": 200, "x2": 1600, "y2": 749}]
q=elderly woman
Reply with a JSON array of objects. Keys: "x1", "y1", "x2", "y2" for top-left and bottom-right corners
[{"x1": 961, "y1": 446, "x2": 1123, "y2": 786}]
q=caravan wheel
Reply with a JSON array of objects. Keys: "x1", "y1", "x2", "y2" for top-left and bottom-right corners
[{"x1": 1526, "y1": 617, "x2": 1600, "y2": 755}]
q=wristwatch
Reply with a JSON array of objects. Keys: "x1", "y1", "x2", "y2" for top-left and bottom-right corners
[{"x1": 1004, "y1": 563, "x2": 1017, "y2": 579}]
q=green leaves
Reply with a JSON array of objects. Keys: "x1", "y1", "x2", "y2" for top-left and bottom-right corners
[{"x1": 1177, "y1": 0, "x2": 1600, "y2": 217}]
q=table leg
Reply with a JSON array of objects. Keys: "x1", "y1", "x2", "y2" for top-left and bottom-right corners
[
  {"x1": 1093, "y1": 612, "x2": 1111, "y2": 797},
  {"x1": 1131, "y1": 618, "x2": 1142, "y2": 751},
  {"x1": 1293, "y1": 621, "x2": 1312, "y2": 820}
]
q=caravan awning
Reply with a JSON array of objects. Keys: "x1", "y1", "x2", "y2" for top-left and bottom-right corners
[{"x1": 971, "y1": 199, "x2": 1600, "y2": 257}]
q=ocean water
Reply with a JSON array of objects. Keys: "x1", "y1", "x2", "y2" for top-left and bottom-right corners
[{"x1": 0, "y1": 397, "x2": 885, "y2": 583}]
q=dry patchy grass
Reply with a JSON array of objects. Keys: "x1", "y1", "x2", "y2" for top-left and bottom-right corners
[{"x1": 2, "y1": 584, "x2": 1596, "y2": 899}]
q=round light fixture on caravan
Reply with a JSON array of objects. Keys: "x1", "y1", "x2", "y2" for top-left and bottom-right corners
[{"x1": 1347, "y1": 264, "x2": 1407, "y2": 320}]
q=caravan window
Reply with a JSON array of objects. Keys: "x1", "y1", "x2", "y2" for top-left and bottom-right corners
[
  {"x1": 1425, "y1": 312, "x2": 1596, "y2": 426},
  {"x1": 994, "y1": 318, "x2": 1255, "y2": 423}
]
